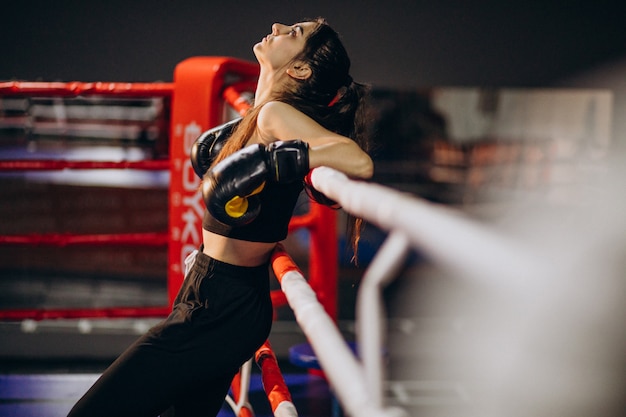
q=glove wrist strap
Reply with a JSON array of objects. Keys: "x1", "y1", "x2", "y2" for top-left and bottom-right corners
[{"x1": 268, "y1": 140, "x2": 310, "y2": 183}]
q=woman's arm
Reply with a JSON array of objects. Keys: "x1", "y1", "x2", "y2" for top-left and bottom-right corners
[{"x1": 256, "y1": 101, "x2": 373, "y2": 179}]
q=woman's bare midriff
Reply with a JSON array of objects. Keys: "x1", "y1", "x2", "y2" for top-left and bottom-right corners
[{"x1": 202, "y1": 228, "x2": 277, "y2": 267}]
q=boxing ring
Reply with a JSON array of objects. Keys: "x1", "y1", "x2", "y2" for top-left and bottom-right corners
[
  {"x1": 0, "y1": 57, "x2": 337, "y2": 321},
  {"x1": 0, "y1": 57, "x2": 557, "y2": 417},
  {"x1": 0, "y1": 57, "x2": 337, "y2": 417}
]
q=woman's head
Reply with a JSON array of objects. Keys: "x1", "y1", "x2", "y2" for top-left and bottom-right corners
[
  {"x1": 253, "y1": 21, "x2": 318, "y2": 76},
  {"x1": 254, "y1": 18, "x2": 352, "y2": 107}
]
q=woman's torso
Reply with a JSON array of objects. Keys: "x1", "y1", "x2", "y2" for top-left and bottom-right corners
[
  {"x1": 202, "y1": 229, "x2": 276, "y2": 267},
  {"x1": 201, "y1": 127, "x2": 289, "y2": 267}
]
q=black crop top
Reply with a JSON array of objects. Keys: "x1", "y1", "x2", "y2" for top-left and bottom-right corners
[{"x1": 202, "y1": 179, "x2": 304, "y2": 243}]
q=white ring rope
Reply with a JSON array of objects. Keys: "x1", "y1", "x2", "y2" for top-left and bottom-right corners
[
  {"x1": 310, "y1": 167, "x2": 550, "y2": 294},
  {"x1": 285, "y1": 167, "x2": 552, "y2": 416},
  {"x1": 280, "y1": 268, "x2": 407, "y2": 417}
]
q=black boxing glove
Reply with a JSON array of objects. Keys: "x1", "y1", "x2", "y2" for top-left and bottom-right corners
[
  {"x1": 202, "y1": 140, "x2": 310, "y2": 226},
  {"x1": 266, "y1": 139, "x2": 310, "y2": 183},
  {"x1": 190, "y1": 117, "x2": 242, "y2": 178},
  {"x1": 202, "y1": 144, "x2": 268, "y2": 226}
]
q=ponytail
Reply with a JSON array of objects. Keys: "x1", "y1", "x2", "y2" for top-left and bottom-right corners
[
  {"x1": 330, "y1": 80, "x2": 371, "y2": 264},
  {"x1": 331, "y1": 80, "x2": 371, "y2": 152}
]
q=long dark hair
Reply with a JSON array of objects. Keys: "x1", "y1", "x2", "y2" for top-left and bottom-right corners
[{"x1": 215, "y1": 17, "x2": 371, "y2": 262}]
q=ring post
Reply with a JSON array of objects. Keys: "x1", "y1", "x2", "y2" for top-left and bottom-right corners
[{"x1": 168, "y1": 57, "x2": 259, "y2": 307}]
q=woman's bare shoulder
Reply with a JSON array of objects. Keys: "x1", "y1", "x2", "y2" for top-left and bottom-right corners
[{"x1": 256, "y1": 101, "x2": 319, "y2": 142}]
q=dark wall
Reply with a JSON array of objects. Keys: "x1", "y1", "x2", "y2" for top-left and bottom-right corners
[{"x1": 3, "y1": 0, "x2": 626, "y2": 88}]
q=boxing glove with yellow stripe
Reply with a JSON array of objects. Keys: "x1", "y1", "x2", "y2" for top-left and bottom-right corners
[{"x1": 202, "y1": 140, "x2": 309, "y2": 226}]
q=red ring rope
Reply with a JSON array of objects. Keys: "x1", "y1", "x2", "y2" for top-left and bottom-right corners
[
  {"x1": 0, "y1": 232, "x2": 167, "y2": 246},
  {"x1": 223, "y1": 81, "x2": 257, "y2": 115},
  {"x1": 0, "y1": 159, "x2": 169, "y2": 171},
  {"x1": 0, "y1": 81, "x2": 173, "y2": 97},
  {"x1": 255, "y1": 340, "x2": 295, "y2": 414},
  {"x1": 0, "y1": 307, "x2": 171, "y2": 321}
]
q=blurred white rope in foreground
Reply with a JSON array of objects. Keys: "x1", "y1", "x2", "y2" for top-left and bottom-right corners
[
  {"x1": 306, "y1": 166, "x2": 551, "y2": 416},
  {"x1": 310, "y1": 167, "x2": 550, "y2": 292},
  {"x1": 309, "y1": 165, "x2": 625, "y2": 417}
]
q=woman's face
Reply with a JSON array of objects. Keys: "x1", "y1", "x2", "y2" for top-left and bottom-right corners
[{"x1": 253, "y1": 21, "x2": 317, "y2": 70}]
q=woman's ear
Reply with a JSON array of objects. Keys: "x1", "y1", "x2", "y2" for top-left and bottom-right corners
[{"x1": 286, "y1": 62, "x2": 312, "y2": 80}]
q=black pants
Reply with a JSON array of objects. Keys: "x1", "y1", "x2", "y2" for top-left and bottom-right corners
[{"x1": 67, "y1": 249, "x2": 273, "y2": 417}]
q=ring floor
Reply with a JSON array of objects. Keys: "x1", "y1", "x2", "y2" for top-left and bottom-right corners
[{"x1": 0, "y1": 370, "x2": 332, "y2": 417}]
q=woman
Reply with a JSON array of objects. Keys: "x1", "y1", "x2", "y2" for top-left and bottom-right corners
[{"x1": 68, "y1": 17, "x2": 373, "y2": 417}]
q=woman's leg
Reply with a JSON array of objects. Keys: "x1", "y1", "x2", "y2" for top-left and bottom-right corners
[
  {"x1": 169, "y1": 374, "x2": 235, "y2": 417},
  {"x1": 67, "y1": 250, "x2": 272, "y2": 417},
  {"x1": 67, "y1": 335, "x2": 182, "y2": 417}
]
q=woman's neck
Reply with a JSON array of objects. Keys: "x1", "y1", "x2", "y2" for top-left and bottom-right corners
[{"x1": 254, "y1": 68, "x2": 287, "y2": 105}]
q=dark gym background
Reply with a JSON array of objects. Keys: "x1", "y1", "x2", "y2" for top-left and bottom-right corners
[{"x1": 2, "y1": 0, "x2": 625, "y2": 88}]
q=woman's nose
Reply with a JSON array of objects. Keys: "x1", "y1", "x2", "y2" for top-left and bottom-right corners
[{"x1": 271, "y1": 23, "x2": 285, "y2": 35}]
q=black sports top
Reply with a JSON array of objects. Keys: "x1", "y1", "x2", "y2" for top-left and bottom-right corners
[{"x1": 202, "y1": 179, "x2": 304, "y2": 243}]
